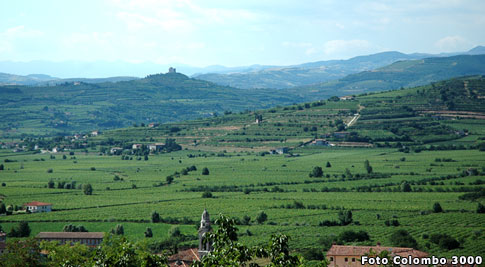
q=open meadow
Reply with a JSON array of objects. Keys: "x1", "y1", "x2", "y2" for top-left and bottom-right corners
[{"x1": 1, "y1": 146, "x2": 484, "y2": 258}]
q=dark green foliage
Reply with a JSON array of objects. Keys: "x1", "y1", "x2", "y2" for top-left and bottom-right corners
[
  {"x1": 111, "y1": 224, "x2": 124, "y2": 235},
  {"x1": 47, "y1": 180, "x2": 54, "y2": 188},
  {"x1": 477, "y1": 203, "x2": 485, "y2": 213},
  {"x1": 144, "y1": 227, "x2": 153, "y2": 238},
  {"x1": 0, "y1": 203, "x2": 6, "y2": 214},
  {"x1": 8, "y1": 221, "x2": 31, "y2": 237},
  {"x1": 401, "y1": 181, "x2": 412, "y2": 192},
  {"x1": 0, "y1": 164, "x2": 3, "y2": 170},
  {"x1": 433, "y1": 202, "x2": 443, "y2": 213},
  {"x1": 47, "y1": 168, "x2": 53, "y2": 173},
  {"x1": 338, "y1": 230, "x2": 370, "y2": 242},
  {"x1": 390, "y1": 230, "x2": 418, "y2": 248},
  {"x1": 478, "y1": 142, "x2": 485, "y2": 151},
  {"x1": 364, "y1": 160, "x2": 373, "y2": 174},
  {"x1": 62, "y1": 224, "x2": 88, "y2": 232},
  {"x1": 430, "y1": 233, "x2": 460, "y2": 250},
  {"x1": 202, "y1": 167, "x2": 210, "y2": 175},
  {"x1": 151, "y1": 211, "x2": 161, "y2": 223},
  {"x1": 338, "y1": 210, "x2": 353, "y2": 226},
  {"x1": 326, "y1": 161, "x2": 331, "y2": 168},
  {"x1": 242, "y1": 215, "x2": 251, "y2": 225},
  {"x1": 256, "y1": 211, "x2": 268, "y2": 224},
  {"x1": 83, "y1": 183, "x2": 93, "y2": 195},
  {"x1": 202, "y1": 191, "x2": 213, "y2": 198},
  {"x1": 309, "y1": 166, "x2": 323, "y2": 178}
]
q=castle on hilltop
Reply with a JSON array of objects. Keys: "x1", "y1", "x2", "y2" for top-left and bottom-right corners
[{"x1": 168, "y1": 67, "x2": 176, "y2": 73}]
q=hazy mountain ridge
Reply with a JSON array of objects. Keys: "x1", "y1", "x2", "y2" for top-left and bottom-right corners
[
  {"x1": 287, "y1": 54, "x2": 485, "y2": 99},
  {"x1": 194, "y1": 46, "x2": 485, "y2": 89}
]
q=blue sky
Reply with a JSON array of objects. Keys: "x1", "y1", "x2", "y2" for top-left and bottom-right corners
[{"x1": 1, "y1": 0, "x2": 484, "y2": 67}]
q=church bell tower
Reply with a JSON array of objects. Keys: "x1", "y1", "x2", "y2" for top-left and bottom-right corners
[{"x1": 198, "y1": 209, "x2": 212, "y2": 258}]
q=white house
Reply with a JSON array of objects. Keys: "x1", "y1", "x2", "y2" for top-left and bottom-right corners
[{"x1": 23, "y1": 201, "x2": 52, "y2": 213}]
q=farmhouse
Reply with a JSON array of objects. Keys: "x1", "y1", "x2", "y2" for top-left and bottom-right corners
[
  {"x1": 275, "y1": 147, "x2": 289, "y2": 154},
  {"x1": 36, "y1": 232, "x2": 104, "y2": 247},
  {"x1": 132, "y1": 143, "x2": 142, "y2": 149},
  {"x1": 339, "y1": 95, "x2": 355, "y2": 101},
  {"x1": 148, "y1": 123, "x2": 159, "y2": 128},
  {"x1": 91, "y1": 130, "x2": 99, "y2": 136},
  {"x1": 0, "y1": 232, "x2": 6, "y2": 255},
  {"x1": 148, "y1": 143, "x2": 165, "y2": 151},
  {"x1": 311, "y1": 139, "x2": 329, "y2": 146},
  {"x1": 23, "y1": 201, "x2": 52, "y2": 213},
  {"x1": 110, "y1": 147, "x2": 123, "y2": 154},
  {"x1": 326, "y1": 244, "x2": 428, "y2": 267},
  {"x1": 168, "y1": 248, "x2": 200, "y2": 266}
]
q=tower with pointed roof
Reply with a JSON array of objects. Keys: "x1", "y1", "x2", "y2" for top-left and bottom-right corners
[{"x1": 198, "y1": 209, "x2": 212, "y2": 258}]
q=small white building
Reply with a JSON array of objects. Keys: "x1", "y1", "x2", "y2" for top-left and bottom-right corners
[
  {"x1": 132, "y1": 144, "x2": 142, "y2": 149},
  {"x1": 23, "y1": 201, "x2": 52, "y2": 213},
  {"x1": 91, "y1": 130, "x2": 99, "y2": 136},
  {"x1": 110, "y1": 147, "x2": 123, "y2": 154},
  {"x1": 148, "y1": 143, "x2": 165, "y2": 151}
]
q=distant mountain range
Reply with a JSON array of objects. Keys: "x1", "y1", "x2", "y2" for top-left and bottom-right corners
[
  {"x1": 1, "y1": 46, "x2": 484, "y2": 87},
  {"x1": 194, "y1": 46, "x2": 485, "y2": 89},
  {"x1": 287, "y1": 54, "x2": 485, "y2": 100},
  {"x1": 0, "y1": 72, "x2": 139, "y2": 86}
]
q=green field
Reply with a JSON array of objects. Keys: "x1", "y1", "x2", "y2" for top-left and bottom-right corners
[{"x1": 1, "y1": 147, "x2": 484, "y2": 258}]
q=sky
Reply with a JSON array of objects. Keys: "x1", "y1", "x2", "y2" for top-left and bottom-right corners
[{"x1": 1, "y1": 0, "x2": 485, "y2": 67}]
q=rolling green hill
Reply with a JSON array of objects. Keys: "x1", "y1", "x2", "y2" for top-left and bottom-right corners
[
  {"x1": 0, "y1": 72, "x2": 304, "y2": 138},
  {"x1": 91, "y1": 76, "x2": 485, "y2": 151},
  {"x1": 289, "y1": 55, "x2": 485, "y2": 99}
]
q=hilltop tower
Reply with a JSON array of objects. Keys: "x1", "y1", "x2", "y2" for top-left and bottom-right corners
[
  {"x1": 198, "y1": 209, "x2": 212, "y2": 258},
  {"x1": 168, "y1": 67, "x2": 176, "y2": 73}
]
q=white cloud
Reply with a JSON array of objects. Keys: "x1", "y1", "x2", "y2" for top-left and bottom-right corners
[
  {"x1": 435, "y1": 35, "x2": 472, "y2": 52},
  {"x1": 322, "y1": 39, "x2": 373, "y2": 56}
]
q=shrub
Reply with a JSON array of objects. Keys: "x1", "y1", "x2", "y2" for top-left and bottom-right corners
[
  {"x1": 309, "y1": 166, "x2": 323, "y2": 178},
  {"x1": 151, "y1": 211, "x2": 161, "y2": 223},
  {"x1": 202, "y1": 191, "x2": 213, "y2": 198},
  {"x1": 256, "y1": 211, "x2": 268, "y2": 224},
  {"x1": 338, "y1": 230, "x2": 370, "y2": 242},
  {"x1": 144, "y1": 227, "x2": 153, "y2": 238},
  {"x1": 390, "y1": 230, "x2": 417, "y2": 248},
  {"x1": 47, "y1": 168, "x2": 53, "y2": 173},
  {"x1": 432, "y1": 202, "x2": 443, "y2": 213},
  {"x1": 477, "y1": 203, "x2": 485, "y2": 213},
  {"x1": 83, "y1": 184, "x2": 93, "y2": 195},
  {"x1": 202, "y1": 167, "x2": 210, "y2": 175}
]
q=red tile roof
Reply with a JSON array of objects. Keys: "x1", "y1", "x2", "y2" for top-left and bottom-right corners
[
  {"x1": 327, "y1": 245, "x2": 428, "y2": 258},
  {"x1": 36, "y1": 232, "x2": 104, "y2": 239},
  {"x1": 168, "y1": 248, "x2": 199, "y2": 266},
  {"x1": 23, "y1": 201, "x2": 52, "y2": 206}
]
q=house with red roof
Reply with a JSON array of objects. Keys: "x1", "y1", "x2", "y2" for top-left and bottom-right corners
[
  {"x1": 326, "y1": 244, "x2": 428, "y2": 267},
  {"x1": 23, "y1": 201, "x2": 52, "y2": 213}
]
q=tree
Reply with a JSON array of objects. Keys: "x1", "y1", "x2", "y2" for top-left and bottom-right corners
[
  {"x1": 47, "y1": 179, "x2": 55, "y2": 188},
  {"x1": 202, "y1": 167, "x2": 210, "y2": 175},
  {"x1": 256, "y1": 211, "x2": 268, "y2": 224},
  {"x1": 477, "y1": 203, "x2": 485, "y2": 213},
  {"x1": 0, "y1": 203, "x2": 6, "y2": 214},
  {"x1": 0, "y1": 164, "x2": 3, "y2": 170},
  {"x1": 111, "y1": 224, "x2": 124, "y2": 235},
  {"x1": 202, "y1": 191, "x2": 213, "y2": 198},
  {"x1": 0, "y1": 238, "x2": 42, "y2": 266},
  {"x1": 83, "y1": 183, "x2": 93, "y2": 195},
  {"x1": 145, "y1": 227, "x2": 153, "y2": 238},
  {"x1": 338, "y1": 210, "x2": 353, "y2": 226},
  {"x1": 433, "y1": 202, "x2": 443, "y2": 213},
  {"x1": 364, "y1": 160, "x2": 373, "y2": 174},
  {"x1": 242, "y1": 215, "x2": 251, "y2": 225},
  {"x1": 168, "y1": 226, "x2": 181, "y2": 238},
  {"x1": 326, "y1": 161, "x2": 331, "y2": 168},
  {"x1": 166, "y1": 175, "x2": 174, "y2": 184},
  {"x1": 309, "y1": 166, "x2": 323, "y2": 178},
  {"x1": 401, "y1": 181, "x2": 412, "y2": 192},
  {"x1": 151, "y1": 211, "x2": 161, "y2": 223},
  {"x1": 18, "y1": 221, "x2": 31, "y2": 237},
  {"x1": 390, "y1": 230, "x2": 418, "y2": 248}
]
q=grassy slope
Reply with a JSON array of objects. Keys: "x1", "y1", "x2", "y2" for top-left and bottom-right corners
[{"x1": 0, "y1": 73, "x2": 303, "y2": 138}]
